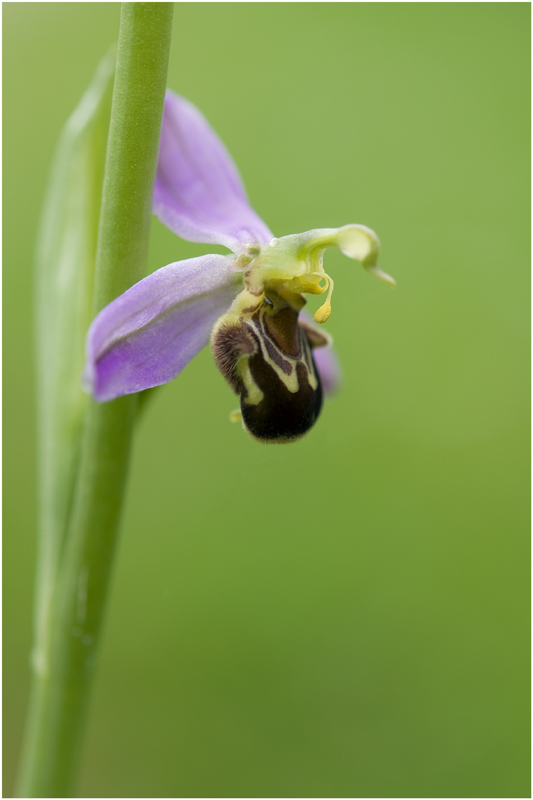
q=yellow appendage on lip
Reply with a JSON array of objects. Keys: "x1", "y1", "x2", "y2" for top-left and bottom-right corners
[{"x1": 312, "y1": 274, "x2": 334, "y2": 324}]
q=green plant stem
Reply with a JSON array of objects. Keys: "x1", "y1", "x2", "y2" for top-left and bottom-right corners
[{"x1": 17, "y1": 4, "x2": 173, "y2": 797}]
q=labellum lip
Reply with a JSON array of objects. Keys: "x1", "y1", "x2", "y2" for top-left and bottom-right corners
[
  {"x1": 241, "y1": 339, "x2": 323, "y2": 443},
  {"x1": 211, "y1": 289, "x2": 327, "y2": 443},
  {"x1": 210, "y1": 322, "x2": 256, "y2": 396}
]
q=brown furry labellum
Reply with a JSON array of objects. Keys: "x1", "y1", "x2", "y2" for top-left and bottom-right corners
[{"x1": 211, "y1": 291, "x2": 330, "y2": 443}]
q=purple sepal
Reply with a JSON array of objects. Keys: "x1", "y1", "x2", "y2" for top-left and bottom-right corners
[
  {"x1": 84, "y1": 254, "x2": 240, "y2": 401},
  {"x1": 153, "y1": 91, "x2": 273, "y2": 254},
  {"x1": 313, "y1": 344, "x2": 342, "y2": 395}
]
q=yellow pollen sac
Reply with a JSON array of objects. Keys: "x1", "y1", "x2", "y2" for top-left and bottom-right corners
[
  {"x1": 314, "y1": 301, "x2": 331, "y2": 324},
  {"x1": 313, "y1": 274, "x2": 334, "y2": 324}
]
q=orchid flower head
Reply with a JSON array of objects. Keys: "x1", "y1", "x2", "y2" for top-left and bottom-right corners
[{"x1": 84, "y1": 90, "x2": 394, "y2": 443}]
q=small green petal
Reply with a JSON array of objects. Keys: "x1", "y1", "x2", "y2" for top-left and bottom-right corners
[{"x1": 245, "y1": 223, "x2": 394, "y2": 322}]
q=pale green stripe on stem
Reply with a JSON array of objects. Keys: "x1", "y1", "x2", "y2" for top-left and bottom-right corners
[
  {"x1": 32, "y1": 49, "x2": 115, "y2": 731},
  {"x1": 17, "y1": 4, "x2": 174, "y2": 797}
]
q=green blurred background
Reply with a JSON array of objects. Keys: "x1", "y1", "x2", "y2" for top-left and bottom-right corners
[{"x1": 3, "y1": 3, "x2": 530, "y2": 797}]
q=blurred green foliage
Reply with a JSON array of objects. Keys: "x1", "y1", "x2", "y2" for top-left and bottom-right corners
[{"x1": 4, "y1": 3, "x2": 530, "y2": 797}]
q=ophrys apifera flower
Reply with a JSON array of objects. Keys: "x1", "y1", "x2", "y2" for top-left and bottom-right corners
[{"x1": 84, "y1": 91, "x2": 394, "y2": 442}]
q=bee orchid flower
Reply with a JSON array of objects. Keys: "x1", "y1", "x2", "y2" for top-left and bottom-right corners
[{"x1": 84, "y1": 91, "x2": 394, "y2": 442}]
